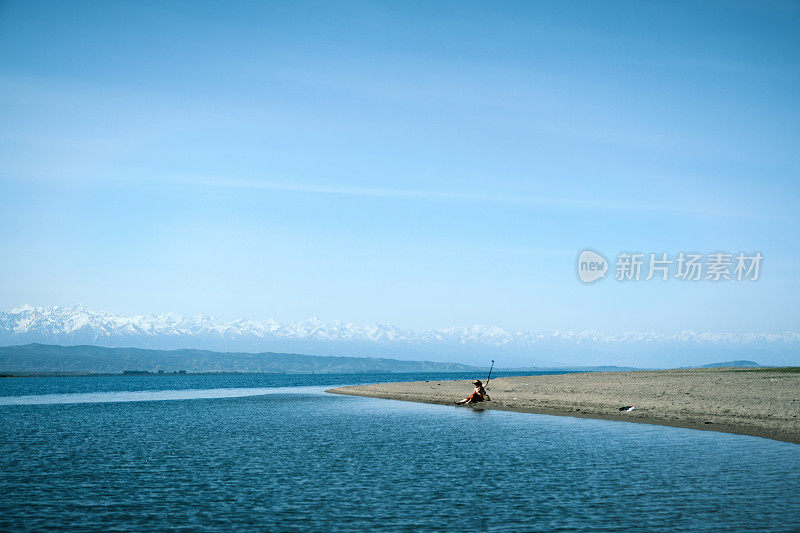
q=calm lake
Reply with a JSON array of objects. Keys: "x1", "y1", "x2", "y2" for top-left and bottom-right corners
[{"x1": 1, "y1": 372, "x2": 798, "y2": 531}]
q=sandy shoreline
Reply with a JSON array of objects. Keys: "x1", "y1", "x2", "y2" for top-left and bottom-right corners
[{"x1": 327, "y1": 368, "x2": 800, "y2": 444}]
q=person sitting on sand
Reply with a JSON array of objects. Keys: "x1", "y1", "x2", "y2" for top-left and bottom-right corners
[{"x1": 456, "y1": 379, "x2": 491, "y2": 405}]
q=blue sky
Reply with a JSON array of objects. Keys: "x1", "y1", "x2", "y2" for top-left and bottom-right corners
[{"x1": 0, "y1": 1, "x2": 798, "y2": 333}]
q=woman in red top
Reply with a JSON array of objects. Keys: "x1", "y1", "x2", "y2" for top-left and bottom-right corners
[{"x1": 456, "y1": 379, "x2": 491, "y2": 405}]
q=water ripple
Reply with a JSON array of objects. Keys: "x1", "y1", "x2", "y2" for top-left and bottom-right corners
[{"x1": 0, "y1": 386, "x2": 322, "y2": 406}]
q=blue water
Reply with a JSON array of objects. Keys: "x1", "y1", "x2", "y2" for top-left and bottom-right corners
[{"x1": 1, "y1": 373, "x2": 799, "y2": 532}]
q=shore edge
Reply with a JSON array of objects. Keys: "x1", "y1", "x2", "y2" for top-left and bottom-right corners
[{"x1": 326, "y1": 370, "x2": 800, "y2": 445}]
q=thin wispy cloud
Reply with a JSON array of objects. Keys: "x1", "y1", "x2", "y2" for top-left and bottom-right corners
[{"x1": 171, "y1": 175, "x2": 783, "y2": 220}]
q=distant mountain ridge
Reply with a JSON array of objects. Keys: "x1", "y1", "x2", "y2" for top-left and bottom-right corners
[
  {"x1": 4, "y1": 305, "x2": 798, "y2": 346},
  {"x1": 700, "y1": 360, "x2": 761, "y2": 368},
  {"x1": 2, "y1": 305, "x2": 799, "y2": 367},
  {"x1": 0, "y1": 343, "x2": 480, "y2": 373}
]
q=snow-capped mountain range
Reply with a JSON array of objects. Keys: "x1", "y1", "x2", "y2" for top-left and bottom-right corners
[{"x1": 2, "y1": 305, "x2": 799, "y2": 367}]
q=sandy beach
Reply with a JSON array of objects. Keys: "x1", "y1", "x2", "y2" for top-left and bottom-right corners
[{"x1": 327, "y1": 368, "x2": 800, "y2": 444}]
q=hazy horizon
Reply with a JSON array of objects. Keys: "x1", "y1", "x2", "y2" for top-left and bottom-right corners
[
  {"x1": 3, "y1": 303, "x2": 798, "y2": 368},
  {"x1": 5, "y1": 302, "x2": 800, "y2": 337}
]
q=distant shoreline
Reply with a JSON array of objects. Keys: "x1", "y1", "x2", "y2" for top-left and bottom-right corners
[
  {"x1": 0, "y1": 370, "x2": 477, "y2": 378},
  {"x1": 327, "y1": 368, "x2": 800, "y2": 445},
  {"x1": 0, "y1": 370, "x2": 574, "y2": 378},
  {"x1": 0, "y1": 371, "x2": 287, "y2": 378}
]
